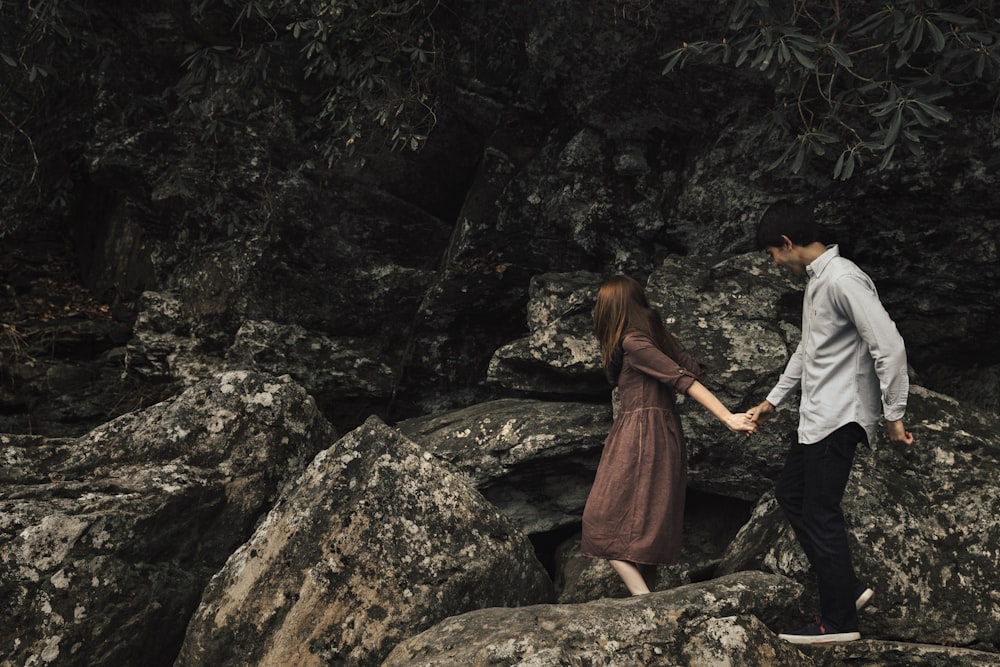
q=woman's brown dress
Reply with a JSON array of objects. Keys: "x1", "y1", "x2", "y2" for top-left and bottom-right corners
[{"x1": 581, "y1": 332, "x2": 706, "y2": 565}]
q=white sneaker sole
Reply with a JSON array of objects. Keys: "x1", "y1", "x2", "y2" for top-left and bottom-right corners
[{"x1": 779, "y1": 631, "x2": 861, "y2": 645}]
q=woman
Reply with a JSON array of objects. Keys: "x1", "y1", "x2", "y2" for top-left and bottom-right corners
[{"x1": 582, "y1": 275, "x2": 756, "y2": 595}]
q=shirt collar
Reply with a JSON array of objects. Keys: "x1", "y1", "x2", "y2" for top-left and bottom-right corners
[{"x1": 806, "y1": 244, "x2": 840, "y2": 280}]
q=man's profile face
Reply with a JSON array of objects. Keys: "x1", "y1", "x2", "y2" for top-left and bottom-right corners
[{"x1": 766, "y1": 243, "x2": 805, "y2": 275}]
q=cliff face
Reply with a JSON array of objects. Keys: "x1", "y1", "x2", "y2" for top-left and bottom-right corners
[{"x1": 1, "y1": 2, "x2": 999, "y2": 664}]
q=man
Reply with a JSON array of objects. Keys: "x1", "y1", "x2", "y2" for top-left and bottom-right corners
[{"x1": 750, "y1": 201, "x2": 914, "y2": 645}]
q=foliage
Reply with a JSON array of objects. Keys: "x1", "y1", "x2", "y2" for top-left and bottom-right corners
[
  {"x1": 176, "y1": 0, "x2": 506, "y2": 168},
  {"x1": 662, "y1": 0, "x2": 1000, "y2": 180},
  {"x1": 0, "y1": 0, "x2": 105, "y2": 236}
]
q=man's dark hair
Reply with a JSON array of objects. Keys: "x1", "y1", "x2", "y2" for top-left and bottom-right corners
[{"x1": 756, "y1": 200, "x2": 822, "y2": 249}]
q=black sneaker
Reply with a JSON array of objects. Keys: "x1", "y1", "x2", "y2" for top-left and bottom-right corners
[
  {"x1": 855, "y1": 584, "x2": 874, "y2": 610},
  {"x1": 778, "y1": 618, "x2": 860, "y2": 645}
]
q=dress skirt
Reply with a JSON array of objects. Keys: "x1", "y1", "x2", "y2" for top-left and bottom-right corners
[
  {"x1": 581, "y1": 404, "x2": 687, "y2": 565},
  {"x1": 580, "y1": 332, "x2": 701, "y2": 566}
]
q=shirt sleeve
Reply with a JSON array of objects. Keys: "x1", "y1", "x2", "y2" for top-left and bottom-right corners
[
  {"x1": 766, "y1": 340, "x2": 804, "y2": 407},
  {"x1": 832, "y1": 274, "x2": 910, "y2": 421},
  {"x1": 622, "y1": 333, "x2": 704, "y2": 394}
]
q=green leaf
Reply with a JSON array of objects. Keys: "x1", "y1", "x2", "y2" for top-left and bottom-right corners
[
  {"x1": 841, "y1": 152, "x2": 856, "y2": 180},
  {"x1": 661, "y1": 48, "x2": 686, "y2": 73},
  {"x1": 827, "y1": 43, "x2": 853, "y2": 68},
  {"x1": 870, "y1": 100, "x2": 898, "y2": 118},
  {"x1": 932, "y1": 12, "x2": 978, "y2": 27},
  {"x1": 751, "y1": 45, "x2": 775, "y2": 71},
  {"x1": 791, "y1": 140, "x2": 806, "y2": 174},
  {"x1": 1, "y1": 53, "x2": 15, "y2": 67},
  {"x1": 879, "y1": 144, "x2": 896, "y2": 171},
  {"x1": 850, "y1": 10, "x2": 891, "y2": 36},
  {"x1": 833, "y1": 151, "x2": 845, "y2": 179},
  {"x1": 926, "y1": 20, "x2": 946, "y2": 52},
  {"x1": 909, "y1": 105, "x2": 932, "y2": 127},
  {"x1": 790, "y1": 45, "x2": 814, "y2": 69},
  {"x1": 884, "y1": 107, "x2": 903, "y2": 147},
  {"x1": 912, "y1": 99, "x2": 952, "y2": 123},
  {"x1": 766, "y1": 138, "x2": 798, "y2": 171},
  {"x1": 911, "y1": 18, "x2": 925, "y2": 52}
]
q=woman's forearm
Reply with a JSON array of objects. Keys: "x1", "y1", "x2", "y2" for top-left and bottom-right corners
[
  {"x1": 686, "y1": 380, "x2": 756, "y2": 434},
  {"x1": 686, "y1": 380, "x2": 732, "y2": 422}
]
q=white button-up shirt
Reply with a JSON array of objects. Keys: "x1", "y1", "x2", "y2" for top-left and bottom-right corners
[{"x1": 766, "y1": 245, "x2": 909, "y2": 445}]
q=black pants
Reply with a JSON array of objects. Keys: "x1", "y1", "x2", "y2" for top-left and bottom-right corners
[{"x1": 775, "y1": 422, "x2": 866, "y2": 632}]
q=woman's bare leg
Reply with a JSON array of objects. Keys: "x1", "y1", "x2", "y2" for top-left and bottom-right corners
[{"x1": 609, "y1": 559, "x2": 651, "y2": 595}]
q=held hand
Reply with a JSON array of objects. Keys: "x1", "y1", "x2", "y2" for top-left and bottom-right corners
[
  {"x1": 886, "y1": 419, "x2": 914, "y2": 446},
  {"x1": 748, "y1": 400, "x2": 775, "y2": 426},
  {"x1": 725, "y1": 411, "x2": 758, "y2": 435}
]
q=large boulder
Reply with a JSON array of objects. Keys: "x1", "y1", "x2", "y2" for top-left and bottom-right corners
[
  {"x1": 383, "y1": 570, "x2": 809, "y2": 666},
  {"x1": 718, "y1": 385, "x2": 1000, "y2": 649},
  {"x1": 396, "y1": 397, "x2": 611, "y2": 536},
  {"x1": 487, "y1": 271, "x2": 606, "y2": 396},
  {"x1": 0, "y1": 371, "x2": 335, "y2": 667},
  {"x1": 126, "y1": 294, "x2": 399, "y2": 432},
  {"x1": 176, "y1": 416, "x2": 553, "y2": 667},
  {"x1": 385, "y1": 567, "x2": 1000, "y2": 666}
]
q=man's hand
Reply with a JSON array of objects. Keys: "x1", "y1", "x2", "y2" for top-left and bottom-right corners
[
  {"x1": 749, "y1": 400, "x2": 775, "y2": 426},
  {"x1": 886, "y1": 419, "x2": 914, "y2": 445}
]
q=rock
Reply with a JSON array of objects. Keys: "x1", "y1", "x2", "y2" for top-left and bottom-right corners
[
  {"x1": 382, "y1": 570, "x2": 810, "y2": 666},
  {"x1": 396, "y1": 398, "x2": 611, "y2": 536},
  {"x1": 0, "y1": 313, "x2": 140, "y2": 436},
  {"x1": 226, "y1": 320, "x2": 394, "y2": 399},
  {"x1": 802, "y1": 640, "x2": 1000, "y2": 666},
  {"x1": 487, "y1": 271, "x2": 607, "y2": 396},
  {"x1": 2, "y1": 1, "x2": 1000, "y2": 661},
  {"x1": 646, "y1": 253, "x2": 803, "y2": 500},
  {"x1": 125, "y1": 290, "x2": 222, "y2": 386},
  {"x1": 226, "y1": 319, "x2": 396, "y2": 431},
  {"x1": 0, "y1": 371, "x2": 335, "y2": 667},
  {"x1": 175, "y1": 416, "x2": 553, "y2": 667},
  {"x1": 718, "y1": 385, "x2": 1000, "y2": 648}
]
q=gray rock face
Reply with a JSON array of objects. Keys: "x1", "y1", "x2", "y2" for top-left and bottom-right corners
[
  {"x1": 382, "y1": 571, "x2": 810, "y2": 666},
  {"x1": 0, "y1": 371, "x2": 335, "y2": 667},
  {"x1": 488, "y1": 271, "x2": 607, "y2": 396},
  {"x1": 175, "y1": 416, "x2": 553, "y2": 667},
  {"x1": 226, "y1": 320, "x2": 394, "y2": 400},
  {"x1": 397, "y1": 398, "x2": 612, "y2": 536},
  {"x1": 804, "y1": 641, "x2": 1000, "y2": 666}
]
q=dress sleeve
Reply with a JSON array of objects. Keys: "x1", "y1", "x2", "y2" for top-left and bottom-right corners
[{"x1": 622, "y1": 333, "x2": 704, "y2": 394}]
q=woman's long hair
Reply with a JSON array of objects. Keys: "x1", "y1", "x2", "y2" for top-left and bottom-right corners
[{"x1": 592, "y1": 275, "x2": 684, "y2": 384}]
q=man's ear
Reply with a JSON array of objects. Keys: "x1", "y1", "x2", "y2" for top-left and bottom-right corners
[{"x1": 780, "y1": 234, "x2": 795, "y2": 249}]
